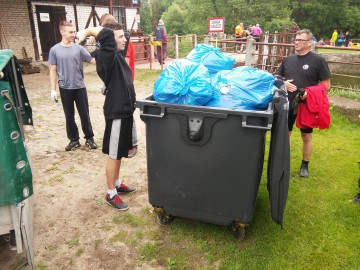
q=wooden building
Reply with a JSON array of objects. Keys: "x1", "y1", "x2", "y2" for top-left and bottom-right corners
[{"x1": 0, "y1": 0, "x2": 141, "y2": 61}]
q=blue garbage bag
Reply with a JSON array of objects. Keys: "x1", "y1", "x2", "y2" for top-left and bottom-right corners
[
  {"x1": 207, "y1": 66, "x2": 275, "y2": 110},
  {"x1": 186, "y1": 44, "x2": 235, "y2": 74},
  {"x1": 153, "y1": 59, "x2": 213, "y2": 105}
]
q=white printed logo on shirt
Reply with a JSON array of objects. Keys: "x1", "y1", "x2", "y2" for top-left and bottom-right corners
[{"x1": 303, "y1": 64, "x2": 309, "y2": 70}]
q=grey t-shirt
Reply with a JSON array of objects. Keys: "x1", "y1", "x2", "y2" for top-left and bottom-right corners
[{"x1": 48, "y1": 43, "x2": 92, "y2": 89}]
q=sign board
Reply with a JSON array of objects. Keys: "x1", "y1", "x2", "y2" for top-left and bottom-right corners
[
  {"x1": 39, "y1": 13, "x2": 50, "y2": 22},
  {"x1": 208, "y1": 17, "x2": 224, "y2": 33}
]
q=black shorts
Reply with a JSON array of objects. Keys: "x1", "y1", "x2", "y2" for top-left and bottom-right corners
[
  {"x1": 288, "y1": 109, "x2": 313, "y2": 134},
  {"x1": 102, "y1": 116, "x2": 133, "y2": 160}
]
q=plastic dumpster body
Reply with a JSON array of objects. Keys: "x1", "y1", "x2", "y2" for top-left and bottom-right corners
[
  {"x1": 0, "y1": 49, "x2": 34, "y2": 269},
  {"x1": 137, "y1": 85, "x2": 289, "y2": 239}
]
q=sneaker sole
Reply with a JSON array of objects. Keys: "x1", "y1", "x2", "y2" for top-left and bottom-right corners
[
  {"x1": 127, "y1": 149, "x2": 138, "y2": 158},
  {"x1": 65, "y1": 145, "x2": 80, "y2": 151},
  {"x1": 86, "y1": 143, "x2": 97, "y2": 149},
  {"x1": 117, "y1": 189, "x2": 137, "y2": 195},
  {"x1": 105, "y1": 200, "x2": 129, "y2": 211}
]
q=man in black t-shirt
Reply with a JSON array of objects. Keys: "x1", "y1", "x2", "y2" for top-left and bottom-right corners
[{"x1": 278, "y1": 29, "x2": 331, "y2": 178}]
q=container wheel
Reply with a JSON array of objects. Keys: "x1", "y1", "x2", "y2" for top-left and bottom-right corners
[
  {"x1": 156, "y1": 212, "x2": 175, "y2": 225},
  {"x1": 232, "y1": 227, "x2": 246, "y2": 240}
]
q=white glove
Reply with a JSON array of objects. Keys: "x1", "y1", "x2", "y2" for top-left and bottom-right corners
[
  {"x1": 50, "y1": 89, "x2": 58, "y2": 102},
  {"x1": 87, "y1": 36, "x2": 96, "y2": 45},
  {"x1": 76, "y1": 29, "x2": 88, "y2": 45}
]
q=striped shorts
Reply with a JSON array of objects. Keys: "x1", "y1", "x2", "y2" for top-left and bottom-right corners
[{"x1": 102, "y1": 116, "x2": 133, "y2": 160}]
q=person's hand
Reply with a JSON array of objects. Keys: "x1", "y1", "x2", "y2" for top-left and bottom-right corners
[
  {"x1": 50, "y1": 89, "x2": 58, "y2": 102},
  {"x1": 284, "y1": 79, "x2": 297, "y2": 92},
  {"x1": 300, "y1": 91, "x2": 307, "y2": 100},
  {"x1": 76, "y1": 29, "x2": 88, "y2": 45}
]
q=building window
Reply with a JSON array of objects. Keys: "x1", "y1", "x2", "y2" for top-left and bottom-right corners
[{"x1": 113, "y1": 7, "x2": 126, "y2": 27}]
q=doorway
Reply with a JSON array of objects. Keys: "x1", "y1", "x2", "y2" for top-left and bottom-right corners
[{"x1": 35, "y1": 5, "x2": 66, "y2": 61}]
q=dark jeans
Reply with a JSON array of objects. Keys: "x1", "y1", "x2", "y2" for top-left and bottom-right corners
[
  {"x1": 59, "y1": 87, "x2": 94, "y2": 141},
  {"x1": 253, "y1": 36, "x2": 260, "y2": 50},
  {"x1": 157, "y1": 44, "x2": 167, "y2": 63}
]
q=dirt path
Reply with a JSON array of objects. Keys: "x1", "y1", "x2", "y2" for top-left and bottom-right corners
[{"x1": 20, "y1": 64, "x2": 160, "y2": 269}]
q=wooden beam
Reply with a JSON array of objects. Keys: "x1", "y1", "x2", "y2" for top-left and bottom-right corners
[
  {"x1": 73, "y1": 4, "x2": 79, "y2": 31},
  {"x1": 26, "y1": 1, "x2": 40, "y2": 60}
]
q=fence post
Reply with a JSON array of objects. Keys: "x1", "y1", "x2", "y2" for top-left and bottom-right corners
[
  {"x1": 175, "y1": 34, "x2": 179, "y2": 59},
  {"x1": 204, "y1": 36, "x2": 210, "y2": 45},
  {"x1": 245, "y1": 38, "x2": 256, "y2": 67},
  {"x1": 222, "y1": 34, "x2": 227, "y2": 51},
  {"x1": 149, "y1": 35, "x2": 154, "y2": 65},
  {"x1": 193, "y1": 34, "x2": 197, "y2": 47}
]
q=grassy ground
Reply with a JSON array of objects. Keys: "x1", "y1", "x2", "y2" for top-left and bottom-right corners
[
  {"x1": 317, "y1": 48, "x2": 360, "y2": 53},
  {"x1": 329, "y1": 88, "x2": 360, "y2": 100},
  {"x1": 134, "y1": 70, "x2": 360, "y2": 270}
]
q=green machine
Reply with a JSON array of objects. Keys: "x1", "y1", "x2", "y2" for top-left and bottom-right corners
[{"x1": 0, "y1": 49, "x2": 34, "y2": 269}]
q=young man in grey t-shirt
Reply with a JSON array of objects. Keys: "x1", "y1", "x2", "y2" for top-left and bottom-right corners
[{"x1": 49, "y1": 21, "x2": 97, "y2": 151}]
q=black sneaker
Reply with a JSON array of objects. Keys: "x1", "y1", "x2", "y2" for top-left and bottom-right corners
[
  {"x1": 299, "y1": 163, "x2": 309, "y2": 177},
  {"x1": 65, "y1": 140, "x2": 81, "y2": 151},
  {"x1": 86, "y1": 138, "x2": 97, "y2": 149},
  {"x1": 116, "y1": 183, "x2": 137, "y2": 194},
  {"x1": 105, "y1": 194, "x2": 129, "y2": 211}
]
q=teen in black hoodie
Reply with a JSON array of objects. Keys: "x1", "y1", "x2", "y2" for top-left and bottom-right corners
[{"x1": 78, "y1": 24, "x2": 136, "y2": 210}]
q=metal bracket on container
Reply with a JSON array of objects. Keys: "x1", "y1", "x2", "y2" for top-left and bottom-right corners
[{"x1": 188, "y1": 116, "x2": 203, "y2": 141}]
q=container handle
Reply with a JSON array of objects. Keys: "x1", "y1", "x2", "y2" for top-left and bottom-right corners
[
  {"x1": 242, "y1": 115, "x2": 272, "y2": 130},
  {"x1": 139, "y1": 105, "x2": 165, "y2": 118}
]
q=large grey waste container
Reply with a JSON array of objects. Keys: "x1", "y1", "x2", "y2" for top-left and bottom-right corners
[{"x1": 137, "y1": 84, "x2": 289, "y2": 239}]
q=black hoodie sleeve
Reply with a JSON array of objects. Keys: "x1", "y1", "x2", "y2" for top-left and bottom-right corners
[{"x1": 96, "y1": 28, "x2": 117, "y2": 85}]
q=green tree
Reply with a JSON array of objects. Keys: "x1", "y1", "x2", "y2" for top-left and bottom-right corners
[
  {"x1": 290, "y1": 0, "x2": 360, "y2": 38},
  {"x1": 162, "y1": 1, "x2": 189, "y2": 35},
  {"x1": 139, "y1": 0, "x2": 152, "y2": 34}
]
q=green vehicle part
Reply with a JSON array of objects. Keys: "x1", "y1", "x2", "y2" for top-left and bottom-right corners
[{"x1": 0, "y1": 49, "x2": 33, "y2": 205}]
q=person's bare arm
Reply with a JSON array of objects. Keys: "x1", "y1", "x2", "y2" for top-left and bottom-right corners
[
  {"x1": 49, "y1": 64, "x2": 57, "y2": 90},
  {"x1": 320, "y1": 78, "x2": 331, "y2": 91},
  {"x1": 77, "y1": 27, "x2": 104, "y2": 44}
]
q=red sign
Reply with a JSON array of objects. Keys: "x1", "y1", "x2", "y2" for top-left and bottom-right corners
[{"x1": 208, "y1": 17, "x2": 225, "y2": 33}]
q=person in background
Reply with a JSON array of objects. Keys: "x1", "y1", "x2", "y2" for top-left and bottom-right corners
[
  {"x1": 77, "y1": 23, "x2": 137, "y2": 210},
  {"x1": 338, "y1": 31, "x2": 345, "y2": 46},
  {"x1": 344, "y1": 31, "x2": 351, "y2": 47},
  {"x1": 318, "y1": 37, "x2": 325, "y2": 45},
  {"x1": 49, "y1": 21, "x2": 97, "y2": 151},
  {"x1": 252, "y1": 23, "x2": 262, "y2": 50},
  {"x1": 235, "y1": 22, "x2": 244, "y2": 51},
  {"x1": 277, "y1": 29, "x2": 331, "y2": 178},
  {"x1": 330, "y1": 29, "x2": 338, "y2": 46},
  {"x1": 155, "y1": 19, "x2": 167, "y2": 64}
]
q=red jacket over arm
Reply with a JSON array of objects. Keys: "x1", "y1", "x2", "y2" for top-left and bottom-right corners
[{"x1": 296, "y1": 83, "x2": 330, "y2": 130}]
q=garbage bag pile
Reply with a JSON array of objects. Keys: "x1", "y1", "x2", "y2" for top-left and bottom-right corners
[
  {"x1": 207, "y1": 66, "x2": 275, "y2": 110},
  {"x1": 153, "y1": 44, "x2": 275, "y2": 110},
  {"x1": 153, "y1": 59, "x2": 213, "y2": 106},
  {"x1": 186, "y1": 43, "x2": 236, "y2": 75}
]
